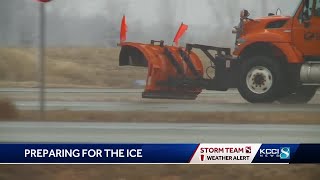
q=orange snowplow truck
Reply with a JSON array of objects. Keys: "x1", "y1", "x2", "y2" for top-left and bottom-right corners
[{"x1": 119, "y1": 0, "x2": 320, "y2": 104}]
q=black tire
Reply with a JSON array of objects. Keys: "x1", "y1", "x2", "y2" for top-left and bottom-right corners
[
  {"x1": 278, "y1": 86, "x2": 317, "y2": 104},
  {"x1": 238, "y1": 56, "x2": 286, "y2": 103}
]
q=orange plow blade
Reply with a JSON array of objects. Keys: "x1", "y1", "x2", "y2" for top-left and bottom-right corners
[{"x1": 119, "y1": 41, "x2": 204, "y2": 100}]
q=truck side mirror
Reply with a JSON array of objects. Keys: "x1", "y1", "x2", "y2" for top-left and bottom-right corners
[
  {"x1": 276, "y1": 8, "x2": 282, "y2": 16},
  {"x1": 240, "y1": 9, "x2": 250, "y2": 19}
]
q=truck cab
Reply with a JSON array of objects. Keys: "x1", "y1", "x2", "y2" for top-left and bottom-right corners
[{"x1": 232, "y1": 0, "x2": 320, "y2": 103}]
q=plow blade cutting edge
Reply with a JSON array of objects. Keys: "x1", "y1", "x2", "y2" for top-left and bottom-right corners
[{"x1": 119, "y1": 41, "x2": 204, "y2": 100}]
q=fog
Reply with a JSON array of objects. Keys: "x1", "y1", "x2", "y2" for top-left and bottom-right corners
[{"x1": 0, "y1": 0, "x2": 300, "y2": 48}]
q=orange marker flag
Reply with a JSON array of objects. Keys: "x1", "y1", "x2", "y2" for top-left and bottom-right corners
[
  {"x1": 120, "y1": 15, "x2": 127, "y2": 43},
  {"x1": 173, "y1": 23, "x2": 188, "y2": 46}
]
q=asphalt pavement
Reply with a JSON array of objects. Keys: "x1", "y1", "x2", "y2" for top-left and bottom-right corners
[
  {"x1": 1, "y1": 88, "x2": 320, "y2": 112},
  {"x1": 13, "y1": 100, "x2": 320, "y2": 112},
  {"x1": 1, "y1": 88, "x2": 319, "y2": 144}
]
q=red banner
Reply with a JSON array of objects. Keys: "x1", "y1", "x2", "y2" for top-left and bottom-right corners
[
  {"x1": 120, "y1": 15, "x2": 127, "y2": 43},
  {"x1": 173, "y1": 23, "x2": 188, "y2": 46}
]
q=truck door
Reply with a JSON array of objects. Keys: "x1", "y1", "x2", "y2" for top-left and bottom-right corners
[{"x1": 292, "y1": 0, "x2": 320, "y2": 61}]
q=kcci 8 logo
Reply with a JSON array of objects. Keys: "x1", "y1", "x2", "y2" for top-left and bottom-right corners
[{"x1": 259, "y1": 147, "x2": 290, "y2": 159}]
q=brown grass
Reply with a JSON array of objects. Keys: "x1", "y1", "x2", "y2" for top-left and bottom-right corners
[
  {"x1": 0, "y1": 165, "x2": 319, "y2": 180},
  {"x1": 0, "y1": 48, "x2": 148, "y2": 88},
  {"x1": 16, "y1": 110, "x2": 320, "y2": 124},
  {"x1": 0, "y1": 98, "x2": 18, "y2": 119}
]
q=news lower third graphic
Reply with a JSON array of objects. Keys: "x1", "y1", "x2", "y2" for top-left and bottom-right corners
[
  {"x1": 0, "y1": 144, "x2": 319, "y2": 164},
  {"x1": 190, "y1": 144, "x2": 258, "y2": 164}
]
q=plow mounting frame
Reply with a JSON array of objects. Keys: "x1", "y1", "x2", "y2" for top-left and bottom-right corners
[{"x1": 119, "y1": 40, "x2": 240, "y2": 100}]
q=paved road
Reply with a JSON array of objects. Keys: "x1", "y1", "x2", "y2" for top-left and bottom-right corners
[
  {"x1": 0, "y1": 87, "x2": 247, "y2": 104},
  {"x1": 0, "y1": 87, "x2": 319, "y2": 94},
  {"x1": 1, "y1": 88, "x2": 320, "y2": 112},
  {"x1": 0, "y1": 122, "x2": 319, "y2": 143},
  {"x1": 13, "y1": 100, "x2": 320, "y2": 112},
  {"x1": 0, "y1": 88, "x2": 240, "y2": 94}
]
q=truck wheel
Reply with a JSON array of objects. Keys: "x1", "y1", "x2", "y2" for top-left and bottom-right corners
[
  {"x1": 238, "y1": 56, "x2": 285, "y2": 103},
  {"x1": 278, "y1": 86, "x2": 317, "y2": 104}
]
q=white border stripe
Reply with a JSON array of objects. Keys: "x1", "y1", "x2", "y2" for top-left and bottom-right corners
[{"x1": 0, "y1": 163, "x2": 289, "y2": 165}]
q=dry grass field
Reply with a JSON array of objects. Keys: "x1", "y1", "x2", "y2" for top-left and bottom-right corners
[
  {"x1": 0, "y1": 48, "x2": 149, "y2": 88},
  {"x1": 0, "y1": 98, "x2": 18, "y2": 120},
  {"x1": 0, "y1": 165, "x2": 319, "y2": 180}
]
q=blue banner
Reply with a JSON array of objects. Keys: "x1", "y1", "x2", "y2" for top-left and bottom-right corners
[
  {"x1": 0, "y1": 144, "x2": 198, "y2": 164},
  {"x1": 0, "y1": 144, "x2": 319, "y2": 164},
  {"x1": 252, "y1": 144, "x2": 320, "y2": 164},
  {"x1": 252, "y1": 144, "x2": 299, "y2": 163}
]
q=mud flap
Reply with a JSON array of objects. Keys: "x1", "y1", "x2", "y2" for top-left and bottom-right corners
[{"x1": 119, "y1": 42, "x2": 204, "y2": 100}]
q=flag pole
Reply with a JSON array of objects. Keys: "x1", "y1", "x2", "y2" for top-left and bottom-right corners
[{"x1": 118, "y1": 14, "x2": 126, "y2": 46}]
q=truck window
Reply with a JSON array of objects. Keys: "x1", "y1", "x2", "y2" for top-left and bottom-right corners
[
  {"x1": 315, "y1": 0, "x2": 320, "y2": 16},
  {"x1": 299, "y1": 0, "x2": 318, "y2": 23},
  {"x1": 301, "y1": 0, "x2": 314, "y2": 20}
]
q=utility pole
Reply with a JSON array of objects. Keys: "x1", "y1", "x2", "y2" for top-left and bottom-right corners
[{"x1": 36, "y1": 0, "x2": 51, "y2": 120}]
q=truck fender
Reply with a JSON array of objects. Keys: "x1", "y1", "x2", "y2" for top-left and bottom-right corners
[{"x1": 236, "y1": 41, "x2": 303, "y2": 64}]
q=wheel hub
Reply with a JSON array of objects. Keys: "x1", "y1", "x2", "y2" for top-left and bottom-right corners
[
  {"x1": 246, "y1": 66, "x2": 273, "y2": 94},
  {"x1": 253, "y1": 73, "x2": 266, "y2": 86}
]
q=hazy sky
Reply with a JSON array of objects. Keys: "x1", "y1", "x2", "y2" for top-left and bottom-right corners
[{"x1": 0, "y1": 0, "x2": 300, "y2": 48}]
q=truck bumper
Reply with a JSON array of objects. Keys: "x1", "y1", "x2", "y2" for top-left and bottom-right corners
[{"x1": 205, "y1": 55, "x2": 240, "y2": 91}]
